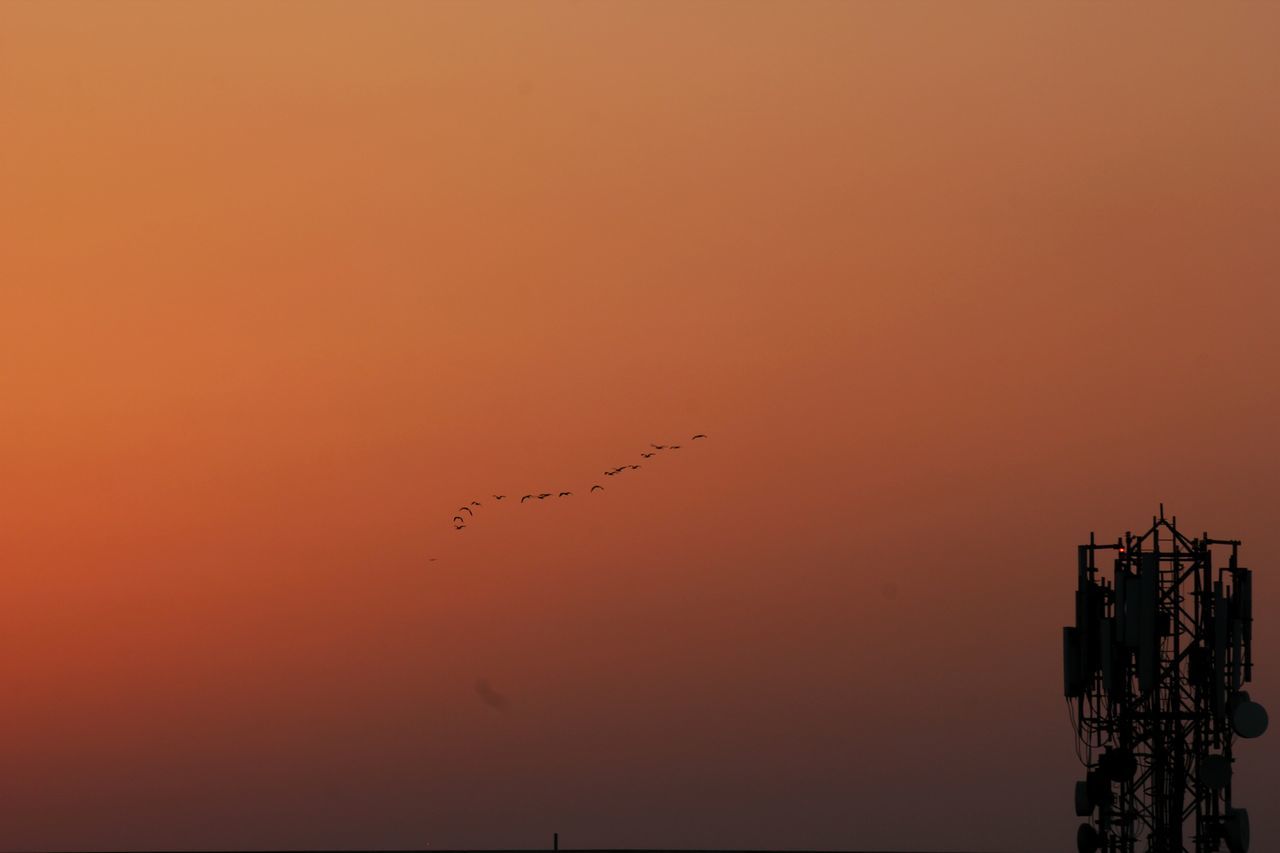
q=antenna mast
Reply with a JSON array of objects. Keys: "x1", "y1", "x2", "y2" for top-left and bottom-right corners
[{"x1": 1064, "y1": 511, "x2": 1267, "y2": 852}]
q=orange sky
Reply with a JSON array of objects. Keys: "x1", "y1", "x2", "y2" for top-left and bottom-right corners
[{"x1": 2, "y1": 2, "x2": 1279, "y2": 850}]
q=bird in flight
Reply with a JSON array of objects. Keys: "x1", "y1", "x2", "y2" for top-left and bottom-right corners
[
  {"x1": 440, "y1": 430, "x2": 713, "y2": 537},
  {"x1": 475, "y1": 679, "x2": 510, "y2": 713}
]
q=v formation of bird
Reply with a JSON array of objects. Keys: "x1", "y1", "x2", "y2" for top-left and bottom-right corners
[{"x1": 446, "y1": 434, "x2": 708, "y2": 531}]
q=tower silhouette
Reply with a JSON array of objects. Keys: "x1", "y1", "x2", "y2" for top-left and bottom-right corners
[{"x1": 1064, "y1": 508, "x2": 1267, "y2": 852}]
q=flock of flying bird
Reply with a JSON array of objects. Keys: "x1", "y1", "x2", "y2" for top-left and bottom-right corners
[{"x1": 448, "y1": 434, "x2": 708, "y2": 531}]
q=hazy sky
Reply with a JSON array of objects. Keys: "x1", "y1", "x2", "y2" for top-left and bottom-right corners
[{"x1": 3, "y1": 2, "x2": 1279, "y2": 851}]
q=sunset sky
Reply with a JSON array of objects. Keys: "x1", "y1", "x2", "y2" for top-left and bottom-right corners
[{"x1": 2, "y1": 2, "x2": 1279, "y2": 851}]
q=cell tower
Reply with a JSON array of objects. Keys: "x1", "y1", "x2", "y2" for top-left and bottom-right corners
[{"x1": 1064, "y1": 508, "x2": 1268, "y2": 853}]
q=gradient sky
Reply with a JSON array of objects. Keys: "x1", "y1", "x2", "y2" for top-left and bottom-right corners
[{"x1": 3, "y1": 2, "x2": 1280, "y2": 851}]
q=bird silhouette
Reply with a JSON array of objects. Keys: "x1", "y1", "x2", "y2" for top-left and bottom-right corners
[
  {"x1": 443, "y1": 431, "x2": 712, "y2": 533},
  {"x1": 475, "y1": 679, "x2": 510, "y2": 712}
]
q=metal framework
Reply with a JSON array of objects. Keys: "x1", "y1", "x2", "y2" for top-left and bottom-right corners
[{"x1": 1064, "y1": 508, "x2": 1267, "y2": 853}]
